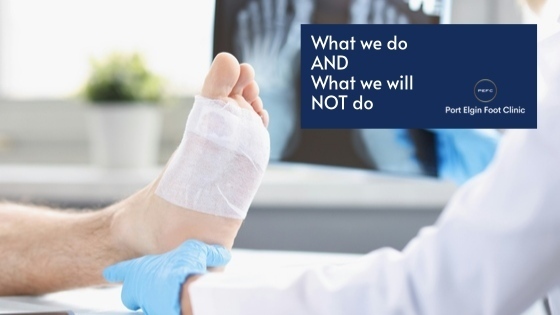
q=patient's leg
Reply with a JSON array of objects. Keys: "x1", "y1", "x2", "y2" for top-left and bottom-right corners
[
  {"x1": 112, "y1": 53, "x2": 270, "y2": 255},
  {"x1": 0, "y1": 53, "x2": 269, "y2": 295},
  {"x1": 0, "y1": 203, "x2": 129, "y2": 295}
]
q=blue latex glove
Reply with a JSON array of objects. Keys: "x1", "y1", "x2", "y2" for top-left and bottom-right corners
[
  {"x1": 103, "y1": 240, "x2": 231, "y2": 315},
  {"x1": 430, "y1": 129, "x2": 501, "y2": 185}
]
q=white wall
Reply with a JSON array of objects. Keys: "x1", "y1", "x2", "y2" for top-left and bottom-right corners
[
  {"x1": 0, "y1": 1, "x2": 5, "y2": 95},
  {"x1": 0, "y1": 0, "x2": 215, "y2": 99},
  {"x1": 448, "y1": 0, "x2": 523, "y2": 24}
]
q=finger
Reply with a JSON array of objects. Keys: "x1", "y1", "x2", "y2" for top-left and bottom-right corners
[
  {"x1": 178, "y1": 240, "x2": 231, "y2": 267},
  {"x1": 206, "y1": 245, "x2": 232, "y2": 267},
  {"x1": 103, "y1": 259, "x2": 136, "y2": 283},
  {"x1": 179, "y1": 239, "x2": 206, "y2": 251},
  {"x1": 120, "y1": 285, "x2": 141, "y2": 311}
]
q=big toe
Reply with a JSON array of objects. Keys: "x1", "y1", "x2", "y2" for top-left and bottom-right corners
[{"x1": 201, "y1": 53, "x2": 240, "y2": 100}]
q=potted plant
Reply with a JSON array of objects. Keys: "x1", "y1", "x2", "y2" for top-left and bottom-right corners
[{"x1": 83, "y1": 53, "x2": 165, "y2": 168}]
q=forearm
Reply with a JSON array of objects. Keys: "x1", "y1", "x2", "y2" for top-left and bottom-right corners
[{"x1": 0, "y1": 202, "x2": 133, "y2": 295}]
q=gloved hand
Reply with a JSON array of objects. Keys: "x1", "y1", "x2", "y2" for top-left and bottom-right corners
[
  {"x1": 103, "y1": 240, "x2": 231, "y2": 315},
  {"x1": 430, "y1": 129, "x2": 502, "y2": 185}
]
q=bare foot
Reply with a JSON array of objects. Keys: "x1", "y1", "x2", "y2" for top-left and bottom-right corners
[{"x1": 111, "y1": 53, "x2": 269, "y2": 256}]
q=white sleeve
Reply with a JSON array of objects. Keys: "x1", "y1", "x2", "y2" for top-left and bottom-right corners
[
  {"x1": 189, "y1": 104, "x2": 560, "y2": 315},
  {"x1": 547, "y1": 287, "x2": 560, "y2": 315}
]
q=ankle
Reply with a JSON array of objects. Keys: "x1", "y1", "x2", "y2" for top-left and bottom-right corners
[
  {"x1": 110, "y1": 183, "x2": 243, "y2": 256},
  {"x1": 107, "y1": 193, "x2": 154, "y2": 258},
  {"x1": 148, "y1": 196, "x2": 244, "y2": 253}
]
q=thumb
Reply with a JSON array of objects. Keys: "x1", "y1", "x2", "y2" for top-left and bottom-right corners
[
  {"x1": 205, "y1": 245, "x2": 232, "y2": 268},
  {"x1": 103, "y1": 259, "x2": 136, "y2": 283}
]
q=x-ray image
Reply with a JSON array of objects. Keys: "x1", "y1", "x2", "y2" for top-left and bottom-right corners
[
  {"x1": 348, "y1": 0, "x2": 442, "y2": 176},
  {"x1": 214, "y1": 0, "x2": 443, "y2": 176},
  {"x1": 350, "y1": 0, "x2": 441, "y2": 24}
]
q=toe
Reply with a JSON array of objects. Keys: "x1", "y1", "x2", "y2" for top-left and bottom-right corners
[
  {"x1": 251, "y1": 97, "x2": 268, "y2": 127},
  {"x1": 260, "y1": 110, "x2": 269, "y2": 128},
  {"x1": 242, "y1": 81, "x2": 260, "y2": 105},
  {"x1": 201, "y1": 53, "x2": 240, "y2": 100},
  {"x1": 230, "y1": 63, "x2": 255, "y2": 96},
  {"x1": 251, "y1": 97, "x2": 264, "y2": 114}
]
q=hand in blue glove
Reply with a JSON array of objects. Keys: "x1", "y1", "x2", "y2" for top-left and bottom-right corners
[
  {"x1": 103, "y1": 240, "x2": 231, "y2": 315},
  {"x1": 430, "y1": 129, "x2": 501, "y2": 185}
]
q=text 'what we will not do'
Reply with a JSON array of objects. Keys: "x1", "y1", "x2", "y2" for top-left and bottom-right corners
[{"x1": 309, "y1": 35, "x2": 414, "y2": 111}]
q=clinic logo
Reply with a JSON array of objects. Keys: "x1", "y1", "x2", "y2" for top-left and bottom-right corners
[{"x1": 474, "y1": 79, "x2": 497, "y2": 103}]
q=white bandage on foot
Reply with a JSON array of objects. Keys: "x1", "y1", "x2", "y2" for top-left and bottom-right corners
[{"x1": 155, "y1": 96, "x2": 270, "y2": 219}]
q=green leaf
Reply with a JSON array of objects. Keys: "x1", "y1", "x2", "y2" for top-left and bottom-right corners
[{"x1": 82, "y1": 53, "x2": 166, "y2": 104}]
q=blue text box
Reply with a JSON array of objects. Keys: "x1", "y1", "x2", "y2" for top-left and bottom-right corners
[{"x1": 300, "y1": 24, "x2": 537, "y2": 129}]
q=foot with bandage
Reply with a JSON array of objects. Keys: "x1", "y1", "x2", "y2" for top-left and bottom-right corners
[
  {"x1": 111, "y1": 53, "x2": 270, "y2": 256},
  {"x1": 235, "y1": 0, "x2": 314, "y2": 160}
]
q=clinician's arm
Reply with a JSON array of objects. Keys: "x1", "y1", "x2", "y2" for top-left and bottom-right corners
[{"x1": 185, "y1": 103, "x2": 560, "y2": 315}]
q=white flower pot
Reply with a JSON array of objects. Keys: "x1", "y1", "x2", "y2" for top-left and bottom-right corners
[{"x1": 88, "y1": 104, "x2": 162, "y2": 168}]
